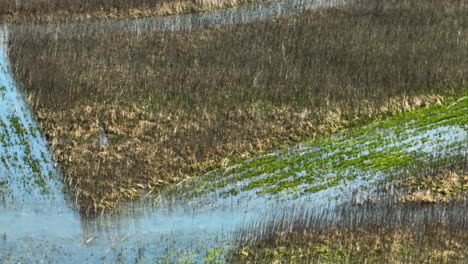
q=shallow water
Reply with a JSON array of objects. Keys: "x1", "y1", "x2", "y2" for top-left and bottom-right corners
[
  {"x1": 0, "y1": 25, "x2": 82, "y2": 244},
  {"x1": 178, "y1": 117, "x2": 467, "y2": 210},
  {"x1": 0, "y1": 0, "x2": 350, "y2": 261},
  {"x1": 0, "y1": 0, "x2": 467, "y2": 262}
]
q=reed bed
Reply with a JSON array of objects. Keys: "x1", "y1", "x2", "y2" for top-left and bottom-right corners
[{"x1": 8, "y1": 0, "x2": 468, "y2": 212}]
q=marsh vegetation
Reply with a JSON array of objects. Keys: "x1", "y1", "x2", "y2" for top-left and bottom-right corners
[
  {"x1": 168, "y1": 96, "x2": 467, "y2": 205},
  {"x1": 0, "y1": 0, "x2": 467, "y2": 262},
  {"x1": 7, "y1": 0, "x2": 468, "y2": 213}
]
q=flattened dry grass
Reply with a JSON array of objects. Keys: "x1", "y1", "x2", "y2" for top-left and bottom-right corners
[
  {"x1": 8, "y1": 0, "x2": 468, "y2": 213},
  {"x1": 38, "y1": 101, "x2": 319, "y2": 212},
  {"x1": 38, "y1": 96, "x2": 444, "y2": 212},
  {"x1": 0, "y1": 0, "x2": 265, "y2": 23},
  {"x1": 396, "y1": 169, "x2": 467, "y2": 204}
]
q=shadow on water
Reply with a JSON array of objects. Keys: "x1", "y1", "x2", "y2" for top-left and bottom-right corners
[{"x1": 0, "y1": 0, "x2": 467, "y2": 262}]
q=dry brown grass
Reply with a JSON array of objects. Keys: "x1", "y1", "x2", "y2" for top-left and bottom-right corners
[
  {"x1": 396, "y1": 170, "x2": 468, "y2": 204},
  {"x1": 0, "y1": 0, "x2": 264, "y2": 23},
  {"x1": 38, "y1": 101, "x2": 317, "y2": 212},
  {"x1": 232, "y1": 224, "x2": 468, "y2": 263},
  {"x1": 8, "y1": 0, "x2": 468, "y2": 213},
  {"x1": 36, "y1": 95, "x2": 443, "y2": 212}
]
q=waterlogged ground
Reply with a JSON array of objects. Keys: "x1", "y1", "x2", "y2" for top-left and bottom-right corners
[
  {"x1": 0, "y1": 31, "x2": 73, "y2": 213},
  {"x1": 0, "y1": 0, "x2": 467, "y2": 262},
  {"x1": 170, "y1": 96, "x2": 467, "y2": 210},
  {"x1": 1, "y1": 36, "x2": 466, "y2": 261},
  {"x1": 1, "y1": 90, "x2": 466, "y2": 262}
]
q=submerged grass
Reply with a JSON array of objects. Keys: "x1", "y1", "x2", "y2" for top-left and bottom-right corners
[{"x1": 8, "y1": 0, "x2": 468, "y2": 212}]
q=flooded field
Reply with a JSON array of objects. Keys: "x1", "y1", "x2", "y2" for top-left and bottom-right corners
[
  {"x1": 1, "y1": 39, "x2": 466, "y2": 259},
  {"x1": 0, "y1": 0, "x2": 467, "y2": 262}
]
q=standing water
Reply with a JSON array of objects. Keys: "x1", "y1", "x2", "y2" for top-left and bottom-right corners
[
  {"x1": 0, "y1": 0, "x2": 467, "y2": 262},
  {"x1": 0, "y1": 27, "x2": 79, "y2": 236}
]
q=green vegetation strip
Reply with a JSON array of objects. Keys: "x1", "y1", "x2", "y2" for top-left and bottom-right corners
[{"x1": 172, "y1": 95, "x2": 467, "y2": 199}]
